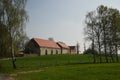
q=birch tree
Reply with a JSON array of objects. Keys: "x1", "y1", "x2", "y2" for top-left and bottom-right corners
[{"x1": 0, "y1": 0, "x2": 28, "y2": 69}]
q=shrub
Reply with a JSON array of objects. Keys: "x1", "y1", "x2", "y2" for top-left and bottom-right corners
[{"x1": 83, "y1": 48, "x2": 98, "y2": 55}]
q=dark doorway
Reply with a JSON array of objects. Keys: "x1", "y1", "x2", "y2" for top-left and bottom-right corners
[
  {"x1": 56, "y1": 50, "x2": 58, "y2": 54},
  {"x1": 39, "y1": 49, "x2": 41, "y2": 56},
  {"x1": 51, "y1": 50, "x2": 53, "y2": 55},
  {"x1": 45, "y1": 50, "x2": 48, "y2": 55}
]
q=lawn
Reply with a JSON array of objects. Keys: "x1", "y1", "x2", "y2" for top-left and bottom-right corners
[
  {"x1": 15, "y1": 63, "x2": 120, "y2": 80},
  {"x1": 0, "y1": 54, "x2": 93, "y2": 74},
  {"x1": 0, "y1": 54, "x2": 120, "y2": 80}
]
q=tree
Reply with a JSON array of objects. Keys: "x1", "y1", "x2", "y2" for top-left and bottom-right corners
[
  {"x1": 84, "y1": 5, "x2": 120, "y2": 63},
  {"x1": 85, "y1": 11, "x2": 97, "y2": 63},
  {"x1": 0, "y1": 0, "x2": 28, "y2": 69},
  {"x1": 98, "y1": 5, "x2": 109, "y2": 63},
  {"x1": 110, "y1": 8, "x2": 120, "y2": 62},
  {"x1": 0, "y1": 23, "x2": 10, "y2": 58}
]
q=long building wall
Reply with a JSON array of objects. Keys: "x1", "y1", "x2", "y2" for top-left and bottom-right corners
[
  {"x1": 62, "y1": 49, "x2": 69, "y2": 54},
  {"x1": 40, "y1": 47, "x2": 61, "y2": 55}
]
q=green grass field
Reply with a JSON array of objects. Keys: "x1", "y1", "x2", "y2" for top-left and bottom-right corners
[
  {"x1": 0, "y1": 54, "x2": 120, "y2": 80},
  {"x1": 15, "y1": 63, "x2": 120, "y2": 80}
]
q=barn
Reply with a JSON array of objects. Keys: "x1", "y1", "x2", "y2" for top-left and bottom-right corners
[
  {"x1": 57, "y1": 42, "x2": 69, "y2": 54},
  {"x1": 24, "y1": 38, "x2": 69, "y2": 56},
  {"x1": 24, "y1": 38, "x2": 61, "y2": 56}
]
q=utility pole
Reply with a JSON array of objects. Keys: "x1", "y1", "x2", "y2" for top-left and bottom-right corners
[
  {"x1": 76, "y1": 42, "x2": 80, "y2": 54},
  {"x1": 84, "y1": 43, "x2": 86, "y2": 52}
]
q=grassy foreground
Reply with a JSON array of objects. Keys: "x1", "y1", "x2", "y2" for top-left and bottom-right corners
[
  {"x1": 15, "y1": 63, "x2": 120, "y2": 80},
  {"x1": 0, "y1": 54, "x2": 120, "y2": 80},
  {"x1": 0, "y1": 54, "x2": 93, "y2": 74}
]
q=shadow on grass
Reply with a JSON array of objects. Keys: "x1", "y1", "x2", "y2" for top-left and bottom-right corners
[{"x1": 66, "y1": 61, "x2": 120, "y2": 66}]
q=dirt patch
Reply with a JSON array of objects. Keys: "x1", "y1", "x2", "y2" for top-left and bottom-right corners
[
  {"x1": 0, "y1": 74, "x2": 14, "y2": 80},
  {"x1": 0, "y1": 69, "x2": 45, "y2": 80},
  {"x1": 18, "y1": 69, "x2": 44, "y2": 74},
  {"x1": 9, "y1": 69, "x2": 44, "y2": 78}
]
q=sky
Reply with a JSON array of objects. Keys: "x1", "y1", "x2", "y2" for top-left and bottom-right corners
[{"x1": 25, "y1": 0, "x2": 120, "y2": 52}]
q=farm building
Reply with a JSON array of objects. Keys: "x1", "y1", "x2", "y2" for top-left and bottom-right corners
[
  {"x1": 24, "y1": 38, "x2": 69, "y2": 56},
  {"x1": 69, "y1": 46, "x2": 77, "y2": 54},
  {"x1": 57, "y1": 42, "x2": 69, "y2": 54}
]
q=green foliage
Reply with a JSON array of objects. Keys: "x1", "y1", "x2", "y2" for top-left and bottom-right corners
[
  {"x1": 0, "y1": 0, "x2": 28, "y2": 57},
  {"x1": 83, "y1": 48, "x2": 98, "y2": 55}
]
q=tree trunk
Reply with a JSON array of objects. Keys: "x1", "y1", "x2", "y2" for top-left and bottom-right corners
[
  {"x1": 98, "y1": 35, "x2": 102, "y2": 63},
  {"x1": 109, "y1": 42, "x2": 114, "y2": 63},
  {"x1": 103, "y1": 26, "x2": 108, "y2": 63},
  {"x1": 92, "y1": 40, "x2": 96, "y2": 63},
  {"x1": 10, "y1": 32, "x2": 16, "y2": 69},
  {"x1": 115, "y1": 44, "x2": 119, "y2": 62}
]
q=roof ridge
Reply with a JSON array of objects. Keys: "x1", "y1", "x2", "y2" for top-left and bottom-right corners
[{"x1": 33, "y1": 38, "x2": 56, "y2": 42}]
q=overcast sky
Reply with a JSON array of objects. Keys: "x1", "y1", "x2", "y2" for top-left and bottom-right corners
[{"x1": 26, "y1": 0, "x2": 120, "y2": 52}]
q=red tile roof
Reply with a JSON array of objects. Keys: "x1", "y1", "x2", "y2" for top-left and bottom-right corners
[
  {"x1": 33, "y1": 38, "x2": 60, "y2": 49},
  {"x1": 57, "y1": 42, "x2": 69, "y2": 49}
]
